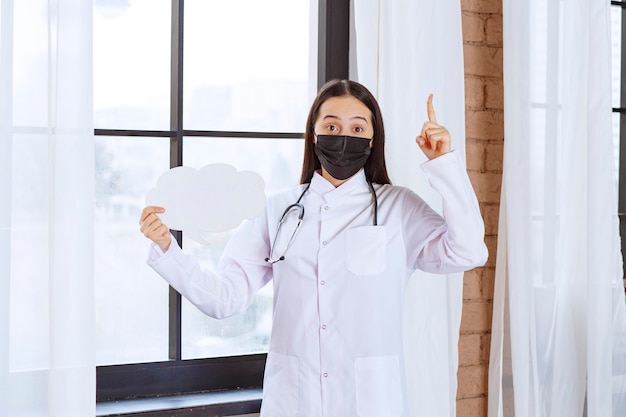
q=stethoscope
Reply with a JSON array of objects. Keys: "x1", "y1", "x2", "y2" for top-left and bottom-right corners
[{"x1": 265, "y1": 180, "x2": 379, "y2": 263}]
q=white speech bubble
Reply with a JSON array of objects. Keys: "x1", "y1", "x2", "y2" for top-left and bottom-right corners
[{"x1": 145, "y1": 164, "x2": 266, "y2": 244}]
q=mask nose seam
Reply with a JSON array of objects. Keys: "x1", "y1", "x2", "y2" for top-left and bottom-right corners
[{"x1": 340, "y1": 136, "x2": 349, "y2": 158}]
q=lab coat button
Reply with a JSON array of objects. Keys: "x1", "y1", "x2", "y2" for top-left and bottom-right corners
[
  {"x1": 320, "y1": 280, "x2": 325, "y2": 286},
  {"x1": 322, "y1": 241, "x2": 327, "y2": 245},
  {"x1": 323, "y1": 205, "x2": 329, "y2": 210},
  {"x1": 323, "y1": 372, "x2": 328, "y2": 378},
  {"x1": 321, "y1": 324, "x2": 327, "y2": 330}
]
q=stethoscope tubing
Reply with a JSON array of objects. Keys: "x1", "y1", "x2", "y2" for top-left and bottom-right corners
[{"x1": 266, "y1": 181, "x2": 378, "y2": 263}]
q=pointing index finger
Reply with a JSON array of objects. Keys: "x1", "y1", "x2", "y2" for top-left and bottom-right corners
[{"x1": 427, "y1": 93, "x2": 438, "y2": 124}]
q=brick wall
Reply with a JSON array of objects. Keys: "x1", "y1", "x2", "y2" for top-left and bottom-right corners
[{"x1": 457, "y1": 0, "x2": 503, "y2": 416}]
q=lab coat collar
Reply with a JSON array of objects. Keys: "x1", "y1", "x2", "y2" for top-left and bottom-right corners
[{"x1": 310, "y1": 169, "x2": 369, "y2": 202}]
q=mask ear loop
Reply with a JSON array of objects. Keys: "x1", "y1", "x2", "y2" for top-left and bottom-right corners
[{"x1": 367, "y1": 181, "x2": 378, "y2": 226}]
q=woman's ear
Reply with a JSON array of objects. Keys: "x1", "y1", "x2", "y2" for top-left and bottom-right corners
[{"x1": 369, "y1": 139, "x2": 374, "y2": 148}]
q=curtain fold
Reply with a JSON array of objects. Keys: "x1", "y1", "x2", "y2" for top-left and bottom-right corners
[
  {"x1": 0, "y1": 0, "x2": 14, "y2": 408},
  {"x1": 489, "y1": 0, "x2": 626, "y2": 416},
  {"x1": 351, "y1": 1, "x2": 466, "y2": 415},
  {"x1": 0, "y1": 0, "x2": 95, "y2": 416}
]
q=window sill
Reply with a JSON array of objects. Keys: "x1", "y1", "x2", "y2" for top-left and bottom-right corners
[{"x1": 95, "y1": 388, "x2": 262, "y2": 417}]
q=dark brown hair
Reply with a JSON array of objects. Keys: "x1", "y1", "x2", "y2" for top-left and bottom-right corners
[{"x1": 299, "y1": 79, "x2": 391, "y2": 185}]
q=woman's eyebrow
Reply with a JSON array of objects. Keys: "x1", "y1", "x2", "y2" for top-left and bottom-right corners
[
  {"x1": 322, "y1": 114, "x2": 369, "y2": 124},
  {"x1": 351, "y1": 115, "x2": 369, "y2": 124}
]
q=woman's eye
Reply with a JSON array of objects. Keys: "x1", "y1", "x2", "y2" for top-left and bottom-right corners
[
  {"x1": 327, "y1": 125, "x2": 338, "y2": 132},
  {"x1": 354, "y1": 127, "x2": 363, "y2": 133}
]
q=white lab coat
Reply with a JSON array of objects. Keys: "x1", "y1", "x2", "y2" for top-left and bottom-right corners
[{"x1": 148, "y1": 151, "x2": 488, "y2": 417}]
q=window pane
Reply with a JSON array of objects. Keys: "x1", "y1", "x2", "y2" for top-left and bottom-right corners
[
  {"x1": 181, "y1": 265, "x2": 273, "y2": 359},
  {"x1": 181, "y1": 137, "x2": 304, "y2": 359},
  {"x1": 183, "y1": 136, "x2": 305, "y2": 191},
  {"x1": 95, "y1": 136, "x2": 170, "y2": 365},
  {"x1": 612, "y1": 6, "x2": 622, "y2": 109},
  {"x1": 183, "y1": 0, "x2": 317, "y2": 132},
  {"x1": 94, "y1": 0, "x2": 171, "y2": 130}
]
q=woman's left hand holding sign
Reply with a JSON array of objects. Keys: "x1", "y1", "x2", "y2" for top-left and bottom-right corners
[{"x1": 140, "y1": 206, "x2": 172, "y2": 252}]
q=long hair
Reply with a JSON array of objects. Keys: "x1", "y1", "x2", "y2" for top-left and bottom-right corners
[{"x1": 299, "y1": 79, "x2": 391, "y2": 185}]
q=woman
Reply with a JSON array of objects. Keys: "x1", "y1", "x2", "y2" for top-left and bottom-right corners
[{"x1": 140, "y1": 79, "x2": 488, "y2": 417}]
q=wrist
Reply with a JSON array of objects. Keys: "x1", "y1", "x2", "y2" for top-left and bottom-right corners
[{"x1": 158, "y1": 238, "x2": 172, "y2": 253}]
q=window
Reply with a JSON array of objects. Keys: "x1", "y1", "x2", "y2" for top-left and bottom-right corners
[{"x1": 95, "y1": 0, "x2": 349, "y2": 403}]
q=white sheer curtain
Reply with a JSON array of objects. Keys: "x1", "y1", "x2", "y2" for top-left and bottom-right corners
[
  {"x1": 351, "y1": 1, "x2": 466, "y2": 416},
  {"x1": 0, "y1": 0, "x2": 95, "y2": 416},
  {"x1": 489, "y1": 0, "x2": 626, "y2": 416}
]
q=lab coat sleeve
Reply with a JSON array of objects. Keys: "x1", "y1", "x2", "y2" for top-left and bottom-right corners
[
  {"x1": 147, "y1": 212, "x2": 273, "y2": 319},
  {"x1": 406, "y1": 151, "x2": 488, "y2": 273}
]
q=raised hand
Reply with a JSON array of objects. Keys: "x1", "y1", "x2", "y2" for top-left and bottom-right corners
[{"x1": 416, "y1": 94, "x2": 451, "y2": 160}]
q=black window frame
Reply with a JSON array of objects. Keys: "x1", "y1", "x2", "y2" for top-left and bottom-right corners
[
  {"x1": 613, "y1": 1, "x2": 626, "y2": 278},
  {"x1": 95, "y1": 0, "x2": 350, "y2": 403}
]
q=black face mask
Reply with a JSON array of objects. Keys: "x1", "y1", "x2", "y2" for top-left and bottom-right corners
[{"x1": 314, "y1": 134, "x2": 372, "y2": 180}]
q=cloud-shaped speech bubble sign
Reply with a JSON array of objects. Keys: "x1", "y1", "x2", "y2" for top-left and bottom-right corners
[{"x1": 145, "y1": 164, "x2": 266, "y2": 244}]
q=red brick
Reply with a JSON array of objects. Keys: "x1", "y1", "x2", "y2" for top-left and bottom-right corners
[
  {"x1": 457, "y1": 395, "x2": 488, "y2": 417},
  {"x1": 481, "y1": 203, "x2": 500, "y2": 235},
  {"x1": 485, "y1": 140, "x2": 503, "y2": 172},
  {"x1": 466, "y1": 110, "x2": 504, "y2": 140},
  {"x1": 465, "y1": 76, "x2": 485, "y2": 110},
  {"x1": 466, "y1": 139, "x2": 485, "y2": 172},
  {"x1": 482, "y1": 268, "x2": 496, "y2": 301},
  {"x1": 464, "y1": 44, "x2": 503, "y2": 78},
  {"x1": 463, "y1": 269, "x2": 483, "y2": 300},
  {"x1": 457, "y1": 365, "x2": 489, "y2": 398},
  {"x1": 468, "y1": 171, "x2": 502, "y2": 203},
  {"x1": 464, "y1": 267, "x2": 496, "y2": 301},
  {"x1": 461, "y1": 300, "x2": 493, "y2": 333},
  {"x1": 462, "y1": 12, "x2": 485, "y2": 44},
  {"x1": 485, "y1": 15, "x2": 503, "y2": 47},
  {"x1": 484, "y1": 235, "x2": 498, "y2": 268},
  {"x1": 459, "y1": 333, "x2": 483, "y2": 366},
  {"x1": 461, "y1": 0, "x2": 502, "y2": 14},
  {"x1": 485, "y1": 77, "x2": 504, "y2": 109},
  {"x1": 481, "y1": 333, "x2": 492, "y2": 363}
]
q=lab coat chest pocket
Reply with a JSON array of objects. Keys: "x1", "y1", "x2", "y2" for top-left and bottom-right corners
[{"x1": 345, "y1": 226, "x2": 387, "y2": 275}]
